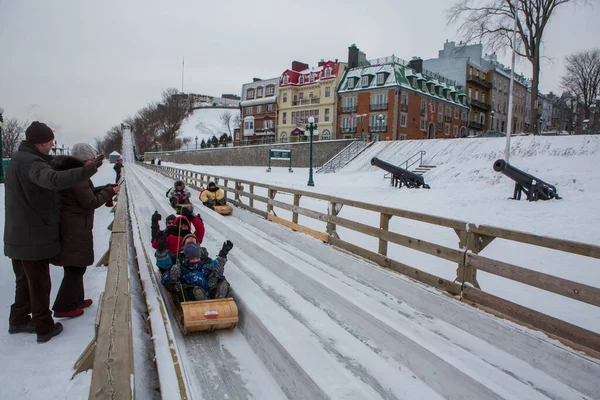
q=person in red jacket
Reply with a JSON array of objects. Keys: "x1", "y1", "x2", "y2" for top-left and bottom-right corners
[{"x1": 151, "y1": 206, "x2": 205, "y2": 256}]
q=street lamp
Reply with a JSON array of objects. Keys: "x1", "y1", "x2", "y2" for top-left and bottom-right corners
[
  {"x1": 195, "y1": 136, "x2": 198, "y2": 150},
  {"x1": 539, "y1": 117, "x2": 544, "y2": 135},
  {"x1": 376, "y1": 114, "x2": 384, "y2": 140},
  {"x1": 0, "y1": 107, "x2": 4, "y2": 183},
  {"x1": 490, "y1": 110, "x2": 495, "y2": 131},
  {"x1": 305, "y1": 116, "x2": 318, "y2": 187},
  {"x1": 359, "y1": 113, "x2": 368, "y2": 140}
]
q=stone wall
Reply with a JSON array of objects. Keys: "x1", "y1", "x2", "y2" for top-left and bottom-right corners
[{"x1": 144, "y1": 139, "x2": 356, "y2": 168}]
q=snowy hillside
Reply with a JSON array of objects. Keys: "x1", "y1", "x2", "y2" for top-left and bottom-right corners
[{"x1": 178, "y1": 107, "x2": 240, "y2": 144}]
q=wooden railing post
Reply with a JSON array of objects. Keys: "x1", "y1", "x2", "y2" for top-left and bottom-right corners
[
  {"x1": 223, "y1": 179, "x2": 229, "y2": 201},
  {"x1": 267, "y1": 189, "x2": 277, "y2": 216},
  {"x1": 378, "y1": 213, "x2": 392, "y2": 256},
  {"x1": 292, "y1": 194, "x2": 301, "y2": 224},
  {"x1": 249, "y1": 184, "x2": 254, "y2": 208},
  {"x1": 326, "y1": 202, "x2": 342, "y2": 239},
  {"x1": 454, "y1": 228, "x2": 494, "y2": 289}
]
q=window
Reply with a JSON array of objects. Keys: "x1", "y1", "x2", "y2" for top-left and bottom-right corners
[
  {"x1": 480, "y1": 113, "x2": 485, "y2": 125},
  {"x1": 401, "y1": 92, "x2": 408, "y2": 105},
  {"x1": 247, "y1": 90, "x2": 255, "y2": 99},
  {"x1": 257, "y1": 88, "x2": 263, "y2": 97},
  {"x1": 264, "y1": 120, "x2": 274, "y2": 129},
  {"x1": 325, "y1": 108, "x2": 330, "y2": 122},
  {"x1": 475, "y1": 91, "x2": 479, "y2": 101},
  {"x1": 421, "y1": 81, "x2": 427, "y2": 91},
  {"x1": 283, "y1": 75, "x2": 289, "y2": 85},
  {"x1": 342, "y1": 96, "x2": 357, "y2": 110},
  {"x1": 453, "y1": 126, "x2": 458, "y2": 138},
  {"x1": 468, "y1": 88, "x2": 472, "y2": 99},
  {"x1": 400, "y1": 113, "x2": 407, "y2": 127},
  {"x1": 469, "y1": 66, "x2": 473, "y2": 78},
  {"x1": 377, "y1": 73, "x2": 385, "y2": 85},
  {"x1": 421, "y1": 98, "x2": 426, "y2": 113},
  {"x1": 266, "y1": 86, "x2": 275, "y2": 96},
  {"x1": 348, "y1": 79, "x2": 355, "y2": 89},
  {"x1": 341, "y1": 115, "x2": 356, "y2": 129},
  {"x1": 324, "y1": 67, "x2": 332, "y2": 78},
  {"x1": 246, "y1": 107, "x2": 253, "y2": 114},
  {"x1": 256, "y1": 105, "x2": 262, "y2": 113},
  {"x1": 370, "y1": 92, "x2": 388, "y2": 105},
  {"x1": 481, "y1": 92, "x2": 485, "y2": 103},
  {"x1": 454, "y1": 107, "x2": 459, "y2": 119},
  {"x1": 244, "y1": 120, "x2": 254, "y2": 130},
  {"x1": 309, "y1": 92, "x2": 314, "y2": 98},
  {"x1": 399, "y1": 134, "x2": 407, "y2": 140},
  {"x1": 361, "y1": 75, "x2": 370, "y2": 87},
  {"x1": 299, "y1": 92, "x2": 304, "y2": 100},
  {"x1": 325, "y1": 86, "x2": 331, "y2": 97},
  {"x1": 309, "y1": 74, "x2": 315, "y2": 83},
  {"x1": 280, "y1": 132, "x2": 288, "y2": 143},
  {"x1": 446, "y1": 105, "x2": 451, "y2": 117},
  {"x1": 283, "y1": 112, "x2": 287, "y2": 124},
  {"x1": 420, "y1": 118, "x2": 426, "y2": 131},
  {"x1": 369, "y1": 114, "x2": 387, "y2": 128},
  {"x1": 445, "y1": 124, "x2": 450, "y2": 136},
  {"x1": 476, "y1": 70, "x2": 479, "y2": 78},
  {"x1": 283, "y1": 93, "x2": 288, "y2": 103},
  {"x1": 321, "y1": 130, "x2": 331, "y2": 140},
  {"x1": 299, "y1": 76, "x2": 304, "y2": 84},
  {"x1": 267, "y1": 104, "x2": 273, "y2": 112},
  {"x1": 462, "y1": 111, "x2": 467, "y2": 121}
]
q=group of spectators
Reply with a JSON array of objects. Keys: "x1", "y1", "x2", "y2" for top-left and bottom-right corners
[{"x1": 3, "y1": 121, "x2": 120, "y2": 343}]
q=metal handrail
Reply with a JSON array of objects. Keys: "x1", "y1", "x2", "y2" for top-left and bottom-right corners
[
  {"x1": 316, "y1": 141, "x2": 370, "y2": 173},
  {"x1": 383, "y1": 151, "x2": 426, "y2": 179}
]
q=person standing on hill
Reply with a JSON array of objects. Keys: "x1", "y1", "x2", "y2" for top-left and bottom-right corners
[
  {"x1": 3, "y1": 122, "x2": 104, "y2": 343},
  {"x1": 113, "y1": 157, "x2": 124, "y2": 184},
  {"x1": 50, "y1": 143, "x2": 119, "y2": 318}
]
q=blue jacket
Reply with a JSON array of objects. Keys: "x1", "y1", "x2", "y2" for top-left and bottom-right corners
[{"x1": 162, "y1": 256, "x2": 226, "y2": 297}]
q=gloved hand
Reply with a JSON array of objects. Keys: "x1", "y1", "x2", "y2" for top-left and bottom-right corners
[
  {"x1": 151, "y1": 211, "x2": 162, "y2": 224},
  {"x1": 92, "y1": 155, "x2": 104, "y2": 169},
  {"x1": 218, "y1": 240, "x2": 234, "y2": 258},
  {"x1": 180, "y1": 206, "x2": 194, "y2": 221},
  {"x1": 105, "y1": 199, "x2": 114, "y2": 208},
  {"x1": 156, "y1": 237, "x2": 168, "y2": 252},
  {"x1": 196, "y1": 213, "x2": 203, "y2": 223}
]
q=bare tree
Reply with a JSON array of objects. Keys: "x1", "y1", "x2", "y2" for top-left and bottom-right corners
[
  {"x1": 447, "y1": 0, "x2": 588, "y2": 135},
  {"x1": 220, "y1": 111, "x2": 233, "y2": 136},
  {"x1": 101, "y1": 125, "x2": 123, "y2": 157},
  {"x1": 561, "y1": 48, "x2": 600, "y2": 121},
  {"x1": 1, "y1": 117, "x2": 28, "y2": 157},
  {"x1": 93, "y1": 137, "x2": 105, "y2": 155},
  {"x1": 154, "y1": 88, "x2": 191, "y2": 150},
  {"x1": 233, "y1": 113, "x2": 242, "y2": 130}
]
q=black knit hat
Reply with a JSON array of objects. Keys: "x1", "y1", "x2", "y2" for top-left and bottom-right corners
[
  {"x1": 165, "y1": 214, "x2": 176, "y2": 224},
  {"x1": 183, "y1": 242, "x2": 202, "y2": 260},
  {"x1": 26, "y1": 121, "x2": 55, "y2": 145}
]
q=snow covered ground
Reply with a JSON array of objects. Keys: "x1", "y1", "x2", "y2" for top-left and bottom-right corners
[
  {"x1": 178, "y1": 107, "x2": 240, "y2": 146},
  {"x1": 2, "y1": 134, "x2": 599, "y2": 399}
]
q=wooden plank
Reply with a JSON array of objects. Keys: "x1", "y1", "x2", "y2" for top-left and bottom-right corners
[
  {"x1": 267, "y1": 214, "x2": 329, "y2": 243},
  {"x1": 329, "y1": 237, "x2": 462, "y2": 295},
  {"x1": 462, "y1": 286, "x2": 600, "y2": 354},
  {"x1": 111, "y1": 187, "x2": 127, "y2": 233},
  {"x1": 89, "y1": 232, "x2": 133, "y2": 399},
  {"x1": 292, "y1": 194, "x2": 301, "y2": 225},
  {"x1": 228, "y1": 199, "x2": 268, "y2": 219},
  {"x1": 467, "y1": 253, "x2": 600, "y2": 307},
  {"x1": 378, "y1": 213, "x2": 391, "y2": 256},
  {"x1": 468, "y1": 224, "x2": 600, "y2": 259}
]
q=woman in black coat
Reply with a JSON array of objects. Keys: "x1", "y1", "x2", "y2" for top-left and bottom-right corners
[{"x1": 50, "y1": 144, "x2": 119, "y2": 318}]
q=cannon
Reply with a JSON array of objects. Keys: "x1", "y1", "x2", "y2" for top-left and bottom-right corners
[
  {"x1": 371, "y1": 157, "x2": 430, "y2": 189},
  {"x1": 493, "y1": 159, "x2": 561, "y2": 201}
]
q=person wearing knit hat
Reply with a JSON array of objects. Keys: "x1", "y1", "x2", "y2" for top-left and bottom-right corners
[
  {"x1": 49, "y1": 144, "x2": 119, "y2": 320},
  {"x1": 71, "y1": 143, "x2": 97, "y2": 162},
  {"x1": 4, "y1": 123, "x2": 105, "y2": 342},
  {"x1": 113, "y1": 156, "x2": 124, "y2": 184}
]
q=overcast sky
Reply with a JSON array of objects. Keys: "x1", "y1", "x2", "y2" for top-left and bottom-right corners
[{"x1": 1, "y1": 0, "x2": 598, "y2": 146}]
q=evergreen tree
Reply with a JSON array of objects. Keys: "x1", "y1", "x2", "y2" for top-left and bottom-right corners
[{"x1": 200, "y1": 139, "x2": 206, "y2": 149}]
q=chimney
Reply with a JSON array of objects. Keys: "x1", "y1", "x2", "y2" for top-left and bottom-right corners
[
  {"x1": 252, "y1": 78, "x2": 262, "y2": 82},
  {"x1": 291, "y1": 61, "x2": 309, "y2": 72},
  {"x1": 318, "y1": 59, "x2": 326, "y2": 67},
  {"x1": 408, "y1": 57, "x2": 423, "y2": 74},
  {"x1": 348, "y1": 44, "x2": 359, "y2": 68}
]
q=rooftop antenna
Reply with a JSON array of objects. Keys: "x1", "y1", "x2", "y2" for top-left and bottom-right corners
[{"x1": 181, "y1": 57, "x2": 185, "y2": 93}]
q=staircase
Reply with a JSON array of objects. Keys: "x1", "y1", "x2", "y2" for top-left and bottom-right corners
[
  {"x1": 383, "y1": 151, "x2": 436, "y2": 179},
  {"x1": 316, "y1": 141, "x2": 373, "y2": 173}
]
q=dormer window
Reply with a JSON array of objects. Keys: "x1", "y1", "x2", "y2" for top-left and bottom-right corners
[
  {"x1": 348, "y1": 78, "x2": 355, "y2": 89},
  {"x1": 361, "y1": 75, "x2": 370, "y2": 87},
  {"x1": 412, "y1": 77, "x2": 418, "y2": 88},
  {"x1": 324, "y1": 67, "x2": 332, "y2": 78},
  {"x1": 309, "y1": 74, "x2": 315, "y2": 83},
  {"x1": 283, "y1": 75, "x2": 289, "y2": 85},
  {"x1": 299, "y1": 75, "x2": 305, "y2": 84},
  {"x1": 266, "y1": 86, "x2": 275, "y2": 96},
  {"x1": 247, "y1": 90, "x2": 255, "y2": 99},
  {"x1": 421, "y1": 81, "x2": 427, "y2": 91},
  {"x1": 377, "y1": 73, "x2": 385, "y2": 85},
  {"x1": 257, "y1": 88, "x2": 263, "y2": 97}
]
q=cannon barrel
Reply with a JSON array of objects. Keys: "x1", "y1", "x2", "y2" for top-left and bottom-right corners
[
  {"x1": 371, "y1": 157, "x2": 428, "y2": 188},
  {"x1": 493, "y1": 159, "x2": 560, "y2": 201}
]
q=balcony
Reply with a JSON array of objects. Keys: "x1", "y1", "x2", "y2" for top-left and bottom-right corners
[
  {"x1": 310, "y1": 98, "x2": 320, "y2": 104},
  {"x1": 341, "y1": 126, "x2": 357, "y2": 134},
  {"x1": 469, "y1": 121, "x2": 485, "y2": 130},
  {"x1": 401, "y1": 103, "x2": 408, "y2": 112},
  {"x1": 369, "y1": 124, "x2": 387, "y2": 133},
  {"x1": 341, "y1": 105, "x2": 357, "y2": 113},
  {"x1": 467, "y1": 75, "x2": 492, "y2": 89},
  {"x1": 471, "y1": 99, "x2": 492, "y2": 111},
  {"x1": 370, "y1": 103, "x2": 388, "y2": 111}
]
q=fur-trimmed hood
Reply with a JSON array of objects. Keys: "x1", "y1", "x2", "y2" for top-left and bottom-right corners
[{"x1": 51, "y1": 155, "x2": 84, "y2": 171}]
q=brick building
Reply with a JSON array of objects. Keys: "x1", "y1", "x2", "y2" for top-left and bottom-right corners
[
  {"x1": 337, "y1": 45, "x2": 470, "y2": 141},
  {"x1": 238, "y1": 77, "x2": 278, "y2": 146}
]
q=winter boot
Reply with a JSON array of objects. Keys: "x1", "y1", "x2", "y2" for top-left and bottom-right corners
[
  {"x1": 8, "y1": 321, "x2": 35, "y2": 334},
  {"x1": 214, "y1": 280, "x2": 230, "y2": 299},
  {"x1": 53, "y1": 308, "x2": 84, "y2": 318},
  {"x1": 37, "y1": 323, "x2": 63, "y2": 344},
  {"x1": 192, "y1": 287, "x2": 206, "y2": 301},
  {"x1": 78, "y1": 299, "x2": 93, "y2": 309}
]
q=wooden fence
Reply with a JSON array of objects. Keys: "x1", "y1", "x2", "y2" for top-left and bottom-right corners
[{"x1": 139, "y1": 163, "x2": 600, "y2": 356}]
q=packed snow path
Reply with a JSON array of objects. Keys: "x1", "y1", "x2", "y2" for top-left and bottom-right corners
[{"x1": 125, "y1": 165, "x2": 600, "y2": 399}]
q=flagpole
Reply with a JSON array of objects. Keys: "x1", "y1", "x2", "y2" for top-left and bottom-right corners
[
  {"x1": 505, "y1": 0, "x2": 518, "y2": 164},
  {"x1": 181, "y1": 57, "x2": 185, "y2": 93}
]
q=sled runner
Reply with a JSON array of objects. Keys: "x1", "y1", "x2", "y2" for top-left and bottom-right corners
[{"x1": 164, "y1": 291, "x2": 238, "y2": 334}]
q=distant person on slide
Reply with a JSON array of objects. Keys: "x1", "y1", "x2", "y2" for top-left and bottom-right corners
[{"x1": 200, "y1": 181, "x2": 226, "y2": 210}]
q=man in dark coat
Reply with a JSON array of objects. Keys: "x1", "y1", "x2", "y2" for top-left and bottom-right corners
[
  {"x1": 3, "y1": 122, "x2": 103, "y2": 343},
  {"x1": 50, "y1": 143, "x2": 118, "y2": 318},
  {"x1": 113, "y1": 157, "x2": 123, "y2": 184}
]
